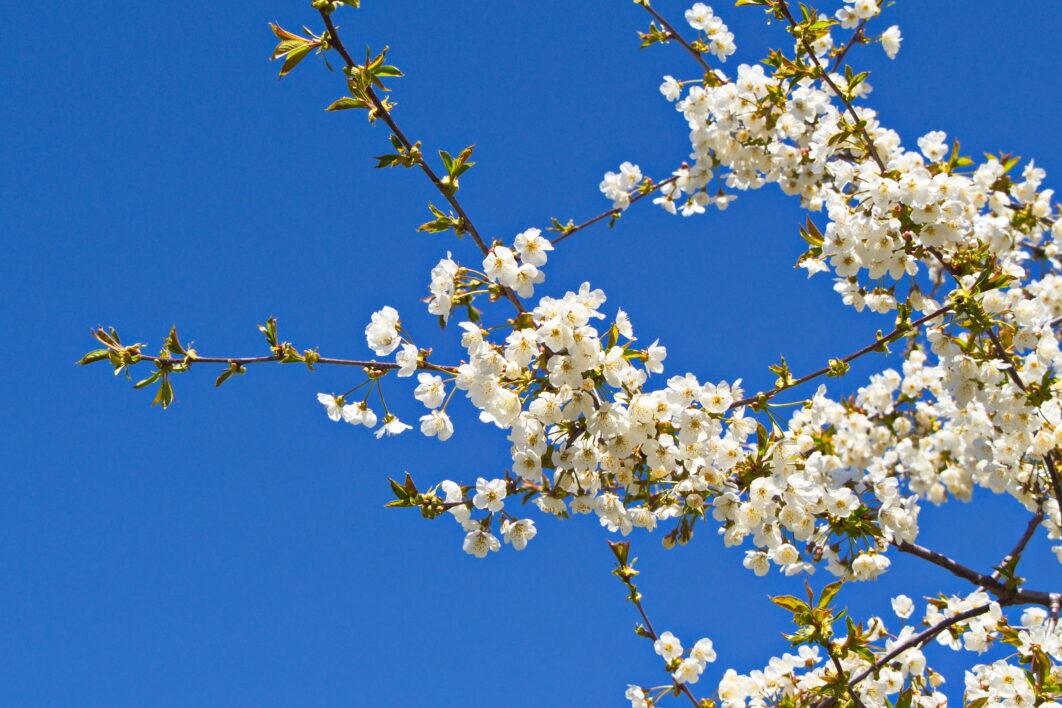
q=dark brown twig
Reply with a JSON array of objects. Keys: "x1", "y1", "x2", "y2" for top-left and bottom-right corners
[
  {"x1": 850, "y1": 605, "x2": 990, "y2": 687},
  {"x1": 637, "y1": 3, "x2": 715, "y2": 76},
  {"x1": 318, "y1": 11, "x2": 526, "y2": 314},
  {"x1": 893, "y1": 540, "x2": 1057, "y2": 608},
  {"x1": 729, "y1": 304, "x2": 952, "y2": 410},
  {"x1": 990, "y1": 508, "x2": 1045, "y2": 583},
  {"x1": 550, "y1": 176, "x2": 679, "y2": 246}
]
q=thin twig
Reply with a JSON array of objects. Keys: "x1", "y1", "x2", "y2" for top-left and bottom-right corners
[
  {"x1": 318, "y1": 11, "x2": 526, "y2": 314},
  {"x1": 550, "y1": 176, "x2": 679, "y2": 246},
  {"x1": 990, "y1": 508, "x2": 1045, "y2": 583},
  {"x1": 729, "y1": 304, "x2": 952, "y2": 410},
  {"x1": 829, "y1": 20, "x2": 867, "y2": 74},
  {"x1": 139, "y1": 352, "x2": 459, "y2": 374},
  {"x1": 628, "y1": 593, "x2": 705, "y2": 708},
  {"x1": 637, "y1": 3, "x2": 715, "y2": 76},
  {"x1": 849, "y1": 605, "x2": 990, "y2": 688}
]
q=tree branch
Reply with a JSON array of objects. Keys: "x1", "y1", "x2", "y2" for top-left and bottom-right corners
[
  {"x1": 893, "y1": 540, "x2": 1057, "y2": 608},
  {"x1": 550, "y1": 176, "x2": 679, "y2": 246},
  {"x1": 848, "y1": 605, "x2": 991, "y2": 689},
  {"x1": 729, "y1": 304, "x2": 952, "y2": 410},
  {"x1": 990, "y1": 508, "x2": 1045, "y2": 583},
  {"x1": 139, "y1": 352, "x2": 458, "y2": 374},
  {"x1": 637, "y1": 3, "x2": 716, "y2": 77},
  {"x1": 318, "y1": 10, "x2": 526, "y2": 314},
  {"x1": 828, "y1": 20, "x2": 867, "y2": 74}
]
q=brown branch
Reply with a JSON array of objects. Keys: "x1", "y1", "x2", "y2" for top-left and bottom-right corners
[
  {"x1": 637, "y1": 3, "x2": 715, "y2": 77},
  {"x1": 893, "y1": 540, "x2": 1057, "y2": 608},
  {"x1": 990, "y1": 508, "x2": 1045, "y2": 582},
  {"x1": 829, "y1": 20, "x2": 867, "y2": 74},
  {"x1": 318, "y1": 11, "x2": 526, "y2": 314},
  {"x1": 849, "y1": 605, "x2": 991, "y2": 689},
  {"x1": 729, "y1": 303, "x2": 952, "y2": 410},
  {"x1": 139, "y1": 353, "x2": 458, "y2": 374},
  {"x1": 550, "y1": 176, "x2": 679, "y2": 246}
]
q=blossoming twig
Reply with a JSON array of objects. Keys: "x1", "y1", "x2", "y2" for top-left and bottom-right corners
[
  {"x1": 317, "y1": 9, "x2": 526, "y2": 314},
  {"x1": 828, "y1": 19, "x2": 868, "y2": 73},
  {"x1": 550, "y1": 176, "x2": 679, "y2": 246},
  {"x1": 729, "y1": 303, "x2": 953, "y2": 410},
  {"x1": 139, "y1": 352, "x2": 458, "y2": 374},
  {"x1": 778, "y1": 1, "x2": 886, "y2": 172},
  {"x1": 844, "y1": 605, "x2": 992, "y2": 695},
  {"x1": 636, "y1": 2, "x2": 716, "y2": 76}
]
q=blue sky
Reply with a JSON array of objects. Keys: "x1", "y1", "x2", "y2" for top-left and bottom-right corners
[{"x1": 4, "y1": 1, "x2": 1061, "y2": 706}]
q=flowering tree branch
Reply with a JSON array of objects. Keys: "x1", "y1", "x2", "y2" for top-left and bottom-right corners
[
  {"x1": 845, "y1": 604, "x2": 992, "y2": 693},
  {"x1": 84, "y1": 1, "x2": 1062, "y2": 704},
  {"x1": 550, "y1": 175, "x2": 679, "y2": 246},
  {"x1": 729, "y1": 303, "x2": 953, "y2": 410},
  {"x1": 893, "y1": 539, "x2": 1057, "y2": 608},
  {"x1": 777, "y1": 1, "x2": 886, "y2": 172},
  {"x1": 609, "y1": 541, "x2": 707, "y2": 708},
  {"x1": 636, "y1": 1, "x2": 717, "y2": 77},
  {"x1": 317, "y1": 9, "x2": 527, "y2": 314}
]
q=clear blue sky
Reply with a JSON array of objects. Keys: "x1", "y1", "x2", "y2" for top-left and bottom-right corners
[{"x1": 4, "y1": 2, "x2": 1060, "y2": 705}]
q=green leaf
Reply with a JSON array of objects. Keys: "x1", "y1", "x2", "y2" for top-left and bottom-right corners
[
  {"x1": 165, "y1": 326, "x2": 186, "y2": 356},
  {"x1": 800, "y1": 216, "x2": 824, "y2": 246},
  {"x1": 214, "y1": 362, "x2": 245, "y2": 388},
  {"x1": 258, "y1": 317, "x2": 278, "y2": 347},
  {"x1": 325, "y1": 97, "x2": 369, "y2": 111},
  {"x1": 278, "y1": 44, "x2": 313, "y2": 78},
  {"x1": 439, "y1": 150, "x2": 454, "y2": 175},
  {"x1": 771, "y1": 595, "x2": 809, "y2": 613},
  {"x1": 153, "y1": 375, "x2": 174, "y2": 409},
  {"x1": 388, "y1": 476, "x2": 410, "y2": 501},
  {"x1": 133, "y1": 371, "x2": 161, "y2": 389},
  {"x1": 77, "y1": 349, "x2": 111, "y2": 365},
  {"x1": 373, "y1": 65, "x2": 404, "y2": 78},
  {"x1": 402, "y1": 472, "x2": 418, "y2": 495}
]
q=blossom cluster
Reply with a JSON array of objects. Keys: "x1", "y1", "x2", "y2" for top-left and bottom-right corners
[{"x1": 309, "y1": 1, "x2": 1062, "y2": 705}]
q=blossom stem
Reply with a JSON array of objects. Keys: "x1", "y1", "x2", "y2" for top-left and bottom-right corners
[
  {"x1": 550, "y1": 176, "x2": 679, "y2": 246},
  {"x1": 318, "y1": 10, "x2": 527, "y2": 314}
]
